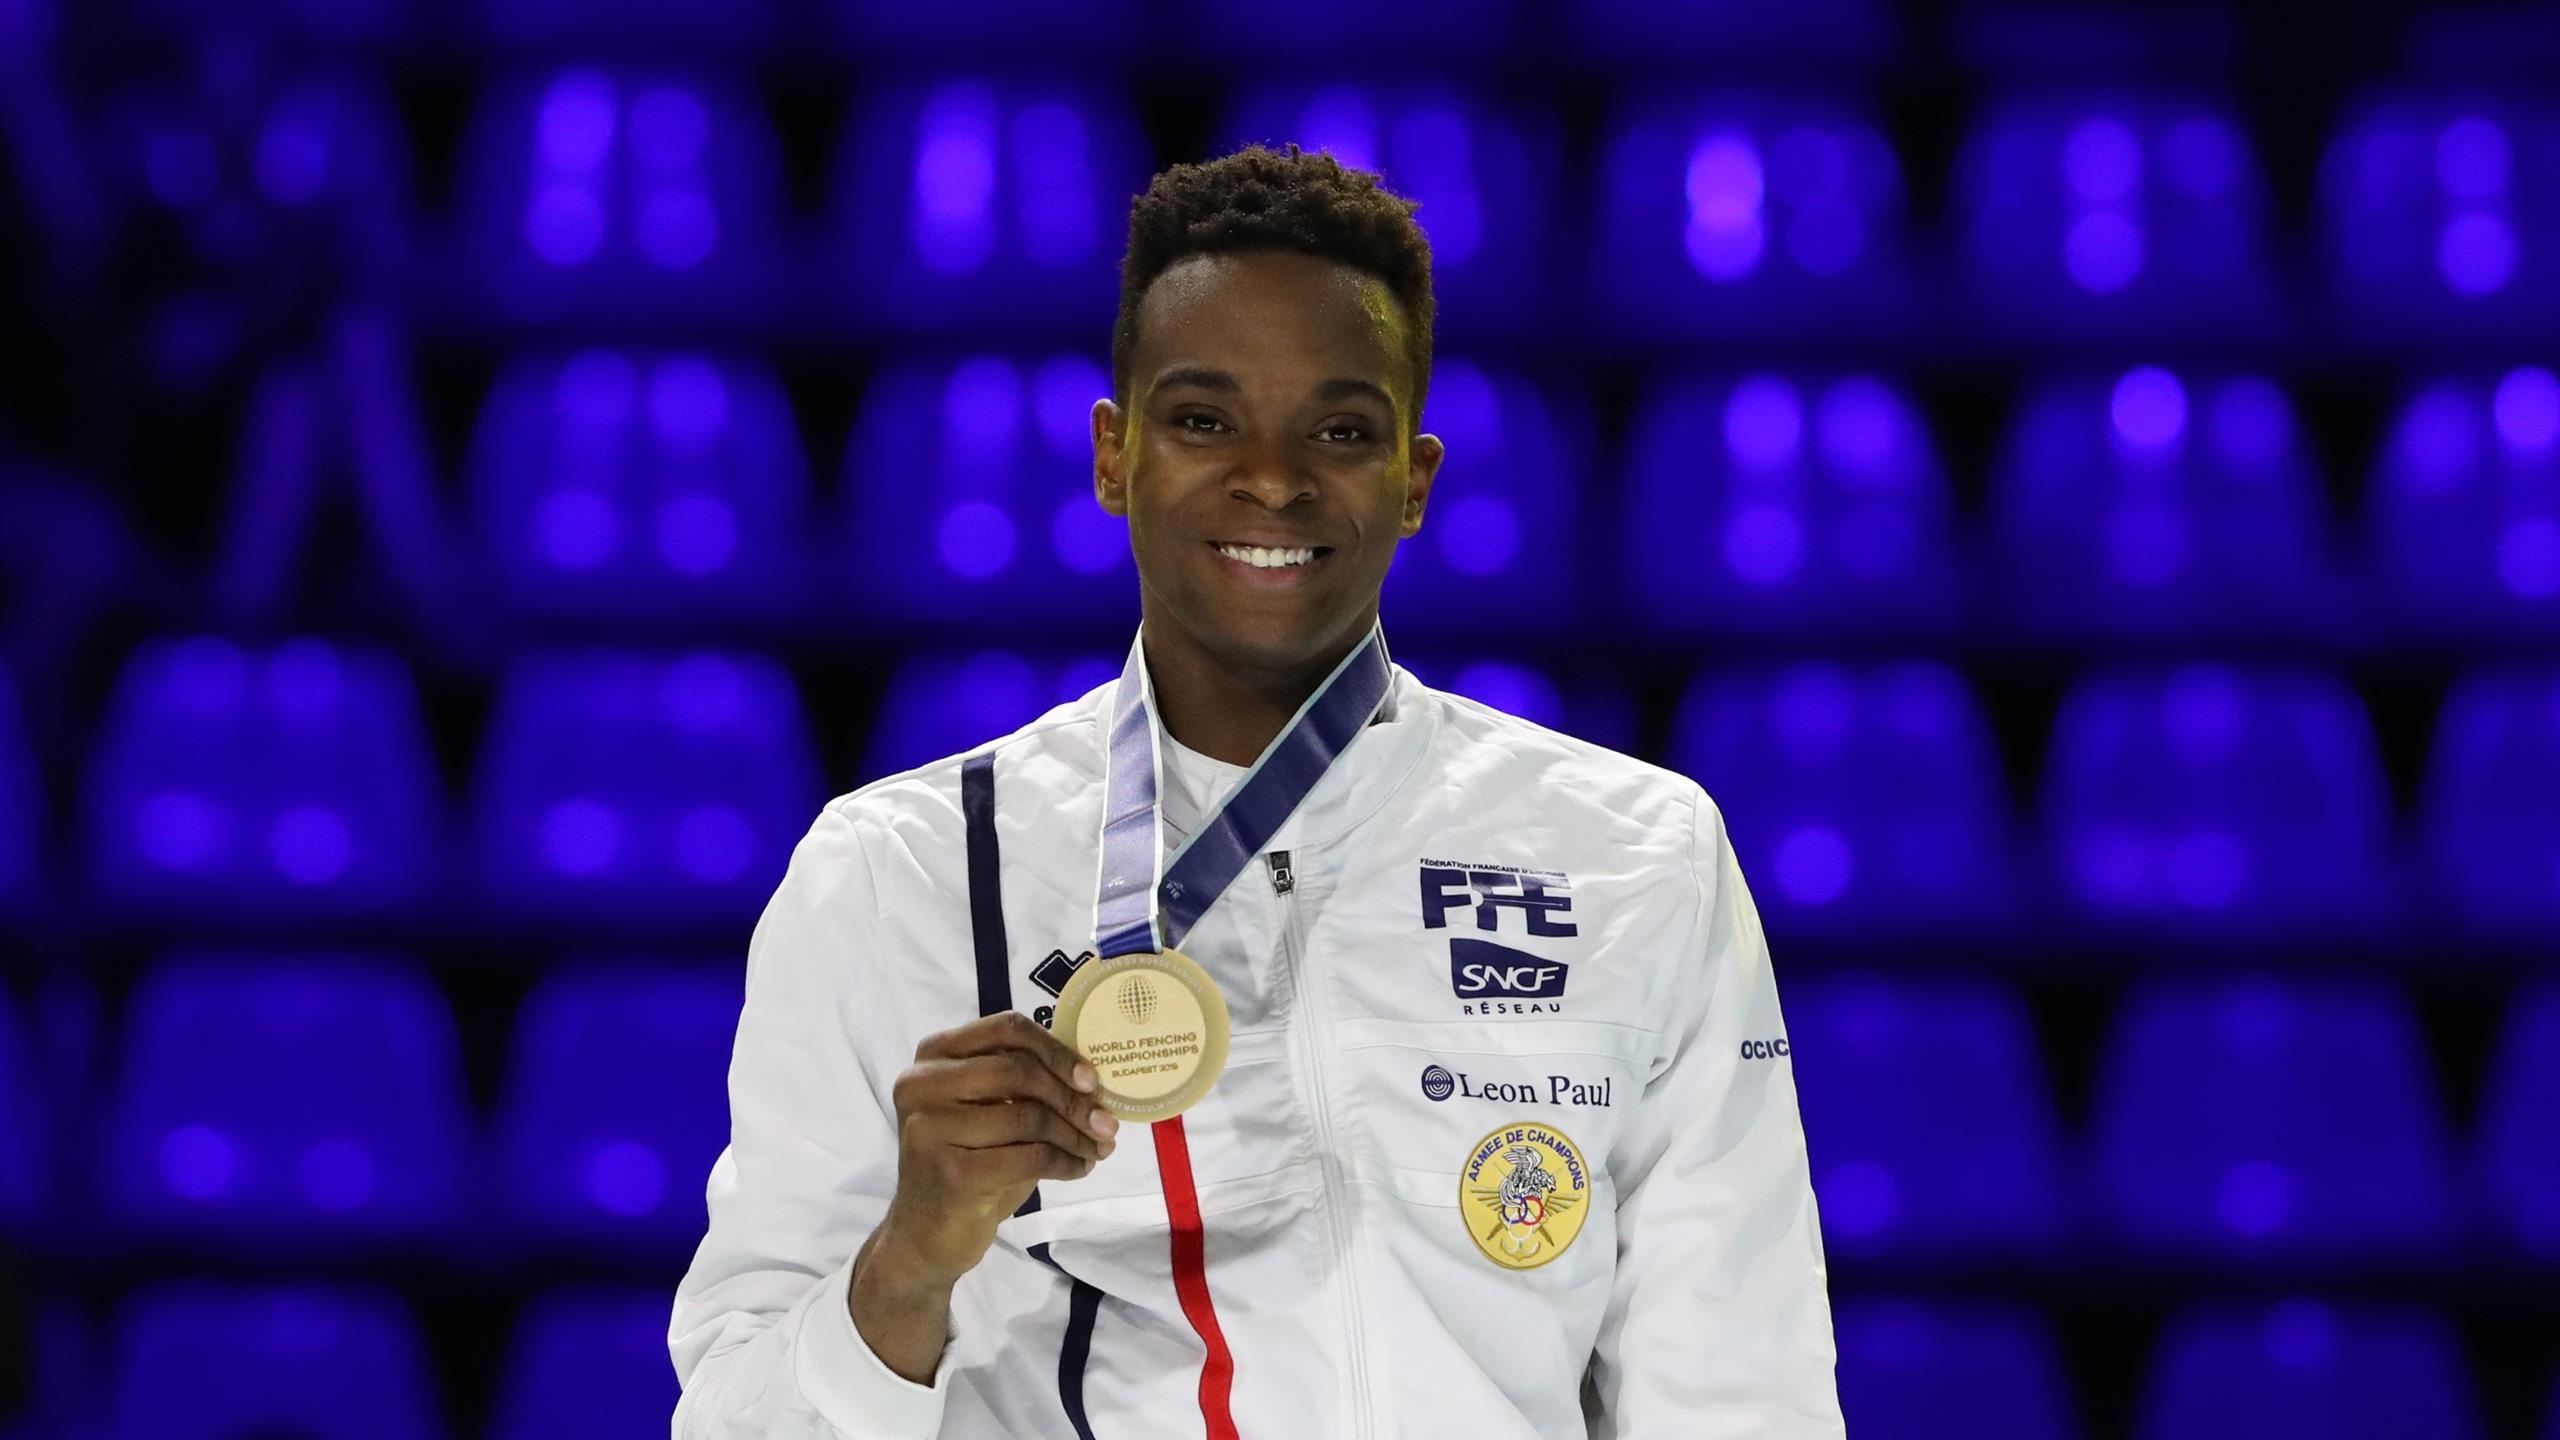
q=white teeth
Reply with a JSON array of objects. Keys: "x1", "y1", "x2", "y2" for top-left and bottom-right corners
[{"x1": 1215, "y1": 543, "x2": 1318, "y2": 569}]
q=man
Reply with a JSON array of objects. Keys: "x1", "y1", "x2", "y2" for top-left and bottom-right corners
[{"x1": 672, "y1": 141, "x2": 1844, "y2": 1438}]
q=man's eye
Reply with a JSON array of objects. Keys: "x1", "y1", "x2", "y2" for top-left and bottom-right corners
[
  {"x1": 1176, "y1": 414, "x2": 1224, "y2": 434},
  {"x1": 1320, "y1": 423, "x2": 1373, "y2": 443}
]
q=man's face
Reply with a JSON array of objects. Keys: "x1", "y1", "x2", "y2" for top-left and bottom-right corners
[{"x1": 1091, "y1": 249, "x2": 1444, "y2": 673}]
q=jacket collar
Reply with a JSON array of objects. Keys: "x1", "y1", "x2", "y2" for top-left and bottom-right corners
[{"x1": 1088, "y1": 626, "x2": 1442, "y2": 856}]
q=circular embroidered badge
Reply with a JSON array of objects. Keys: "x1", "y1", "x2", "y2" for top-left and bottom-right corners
[{"x1": 1458, "y1": 1121, "x2": 1591, "y2": 1271}]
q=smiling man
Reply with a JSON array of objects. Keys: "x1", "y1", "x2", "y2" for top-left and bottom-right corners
[{"x1": 672, "y1": 143, "x2": 1844, "y2": 1438}]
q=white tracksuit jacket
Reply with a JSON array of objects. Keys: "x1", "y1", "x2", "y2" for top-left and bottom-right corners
[{"x1": 670, "y1": 655, "x2": 1845, "y2": 1438}]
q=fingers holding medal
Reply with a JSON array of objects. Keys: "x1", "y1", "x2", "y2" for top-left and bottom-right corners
[{"x1": 1051, "y1": 948, "x2": 1231, "y2": 1122}]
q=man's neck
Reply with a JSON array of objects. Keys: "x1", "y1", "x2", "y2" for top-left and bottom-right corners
[{"x1": 1141, "y1": 615, "x2": 1371, "y2": 767}]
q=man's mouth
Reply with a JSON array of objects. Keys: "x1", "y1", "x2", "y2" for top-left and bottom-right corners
[{"x1": 1210, "y1": 541, "x2": 1330, "y2": 571}]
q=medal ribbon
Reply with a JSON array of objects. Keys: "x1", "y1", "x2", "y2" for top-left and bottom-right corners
[{"x1": 1093, "y1": 620, "x2": 1394, "y2": 961}]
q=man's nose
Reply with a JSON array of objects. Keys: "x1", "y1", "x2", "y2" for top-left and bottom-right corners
[{"x1": 1226, "y1": 437, "x2": 1318, "y2": 509}]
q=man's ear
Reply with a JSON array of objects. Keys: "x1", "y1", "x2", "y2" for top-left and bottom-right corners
[
  {"x1": 1399, "y1": 431, "x2": 1445, "y2": 538},
  {"x1": 1092, "y1": 397, "x2": 1130, "y2": 517}
]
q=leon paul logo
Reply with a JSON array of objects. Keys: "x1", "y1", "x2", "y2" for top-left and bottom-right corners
[
  {"x1": 1459, "y1": 1121, "x2": 1590, "y2": 1271},
  {"x1": 1421, "y1": 859, "x2": 1577, "y2": 1016},
  {"x1": 1421, "y1": 1062, "x2": 1613, "y2": 1109}
]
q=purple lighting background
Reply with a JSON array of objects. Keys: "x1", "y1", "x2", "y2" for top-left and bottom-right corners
[{"x1": 1, "y1": 0, "x2": 2559, "y2": 1436}]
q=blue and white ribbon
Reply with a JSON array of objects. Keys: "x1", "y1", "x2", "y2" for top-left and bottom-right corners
[{"x1": 1093, "y1": 622, "x2": 1393, "y2": 961}]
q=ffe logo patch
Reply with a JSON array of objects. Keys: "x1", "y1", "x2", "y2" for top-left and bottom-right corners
[
  {"x1": 1459, "y1": 1121, "x2": 1590, "y2": 1271},
  {"x1": 1420, "y1": 859, "x2": 1578, "y2": 1017}
]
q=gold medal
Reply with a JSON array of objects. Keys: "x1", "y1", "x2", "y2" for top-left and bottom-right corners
[{"x1": 1051, "y1": 947, "x2": 1231, "y2": 1122}]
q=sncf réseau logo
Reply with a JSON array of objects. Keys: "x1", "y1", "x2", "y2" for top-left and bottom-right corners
[{"x1": 1420, "y1": 859, "x2": 1577, "y2": 1017}]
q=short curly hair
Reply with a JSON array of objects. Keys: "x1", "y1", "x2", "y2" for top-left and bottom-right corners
[{"x1": 1112, "y1": 142, "x2": 1435, "y2": 438}]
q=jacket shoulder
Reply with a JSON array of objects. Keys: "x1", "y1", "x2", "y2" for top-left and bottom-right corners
[{"x1": 1421, "y1": 684, "x2": 1714, "y2": 838}]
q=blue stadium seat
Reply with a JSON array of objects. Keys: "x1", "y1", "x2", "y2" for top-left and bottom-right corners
[
  {"x1": 1397, "y1": 657, "x2": 1639, "y2": 755},
  {"x1": 859, "y1": 651, "x2": 1116, "y2": 782},
  {"x1": 104, "y1": 953, "x2": 464, "y2": 1245},
  {"x1": 2092, "y1": 977, "x2": 2458, "y2": 1262},
  {"x1": 2481, "y1": 981, "x2": 2560, "y2": 1260},
  {"x1": 0, "y1": 667, "x2": 36, "y2": 906},
  {"x1": 1668, "y1": 663, "x2": 2018, "y2": 939},
  {"x1": 1991, "y1": 369, "x2": 2340, "y2": 641},
  {"x1": 490, "y1": 1288, "x2": 679, "y2": 1440},
  {"x1": 1218, "y1": 86, "x2": 1563, "y2": 339},
  {"x1": 2369, "y1": 372, "x2": 2560, "y2": 638},
  {"x1": 107, "y1": 1282, "x2": 443, "y2": 1440},
  {"x1": 96, "y1": 65, "x2": 411, "y2": 282},
  {"x1": 2419, "y1": 665, "x2": 2560, "y2": 940},
  {"x1": 82, "y1": 638, "x2": 441, "y2": 917},
  {"x1": 826, "y1": 80, "x2": 1148, "y2": 334},
  {"x1": 1591, "y1": 93, "x2": 1914, "y2": 341},
  {"x1": 1834, "y1": 1297, "x2": 2081, "y2": 1439},
  {"x1": 2320, "y1": 94, "x2": 2560, "y2": 340},
  {"x1": 470, "y1": 651, "x2": 821, "y2": 923},
  {"x1": 496, "y1": 964, "x2": 733, "y2": 1247},
  {"x1": 1790, "y1": 974, "x2": 2066, "y2": 1260},
  {"x1": 2038, "y1": 664, "x2": 2399, "y2": 942},
  {"x1": 1562, "y1": 0, "x2": 1892, "y2": 65},
  {"x1": 1621, "y1": 371, "x2": 1957, "y2": 639},
  {"x1": 467, "y1": 0, "x2": 781, "y2": 52},
  {"x1": 842, "y1": 352, "x2": 1127, "y2": 630},
  {"x1": 468, "y1": 348, "x2": 811, "y2": 621},
  {"x1": 2136, "y1": 1300, "x2": 2484, "y2": 1440},
  {"x1": 1384, "y1": 360, "x2": 1586, "y2": 637},
  {"x1": 453, "y1": 67, "x2": 784, "y2": 326},
  {"x1": 1954, "y1": 96, "x2": 2276, "y2": 340}
]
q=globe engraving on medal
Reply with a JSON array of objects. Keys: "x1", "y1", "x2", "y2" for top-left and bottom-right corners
[
  {"x1": 1052, "y1": 948, "x2": 1231, "y2": 1123},
  {"x1": 1118, "y1": 975, "x2": 1159, "y2": 1026}
]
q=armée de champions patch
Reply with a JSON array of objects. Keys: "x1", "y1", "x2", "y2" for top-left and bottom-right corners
[
  {"x1": 1459, "y1": 1121, "x2": 1591, "y2": 1271},
  {"x1": 1420, "y1": 858, "x2": 1579, "y2": 1018}
]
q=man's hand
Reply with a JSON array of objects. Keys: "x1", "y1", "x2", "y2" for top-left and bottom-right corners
[{"x1": 850, "y1": 1011, "x2": 1119, "y2": 1383}]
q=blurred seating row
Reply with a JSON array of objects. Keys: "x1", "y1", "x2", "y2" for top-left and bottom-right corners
[
  {"x1": 15, "y1": 1282, "x2": 673, "y2": 1440},
  {"x1": 96, "y1": 65, "x2": 2560, "y2": 342},
  {"x1": 0, "y1": 957, "x2": 729, "y2": 1251},
  {"x1": 4, "y1": 959, "x2": 2558, "y2": 1264},
  {"x1": 374, "y1": 352, "x2": 2558, "y2": 644},
  {"x1": 9, "y1": 644, "x2": 2558, "y2": 943},
  {"x1": 21, "y1": 1284, "x2": 2558, "y2": 1440},
  {"x1": 1798, "y1": 971, "x2": 2559, "y2": 1264},
  {"x1": 1837, "y1": 1295, "x2": 2554, "y2": 1440}
]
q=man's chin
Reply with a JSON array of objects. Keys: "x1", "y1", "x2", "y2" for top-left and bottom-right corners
[{"x1": 1183, "y1": 603, "x2": 1367, "y2": 677}]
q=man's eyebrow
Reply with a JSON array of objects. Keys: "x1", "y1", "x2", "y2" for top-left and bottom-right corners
[
  {"x1": 1149, "y1": 367, "x2": 1399, "y2": 413},
  {"x1": 1152, "y1": 365, "x2": 1241, "y2": 394},
  {"x1": 1313, "y1": 377, "x2": 1397, "y2": 411}
]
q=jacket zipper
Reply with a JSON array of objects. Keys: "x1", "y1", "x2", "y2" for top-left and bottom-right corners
[{"x1": 1267, "y1": 848, "x2": 1372, "y2": 1439}]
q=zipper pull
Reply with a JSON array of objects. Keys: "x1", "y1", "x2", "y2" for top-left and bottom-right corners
[{"x1": 1266, "y1": 850, "x2": 1295, "y2": 895}]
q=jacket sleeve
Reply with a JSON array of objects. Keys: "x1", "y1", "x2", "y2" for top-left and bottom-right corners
[
  {"x1": 671, "y1": 801, "x2": 959, "y2": 1439},
  {"x1": 1583, "y1": 787, "x2": 1845, "y2": 1438}
]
